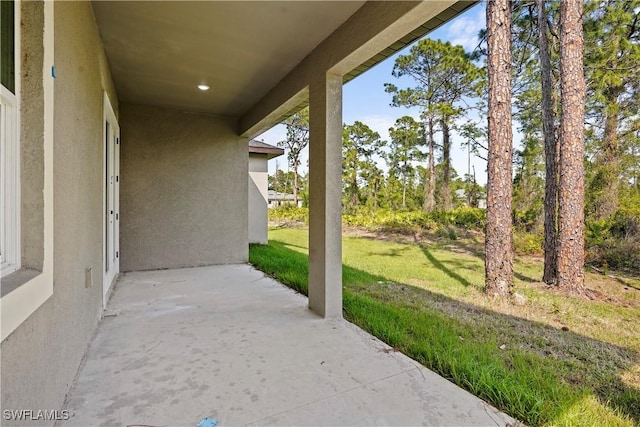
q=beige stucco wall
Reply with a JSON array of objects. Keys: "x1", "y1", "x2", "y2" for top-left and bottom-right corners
[
  {"x1": 20, "y1": 1, "x2": 45, "y2": 271},
  {"x1": 120, "y1": 104, "x2": 248, "y2": 271},
  {"x1": 249, "y1": 153, "x2": 269, "y2": 244},
  {"x1": 1, "y1": 2, "x2": 119, "y2": 424}
]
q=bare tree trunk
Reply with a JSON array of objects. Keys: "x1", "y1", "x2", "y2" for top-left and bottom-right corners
[
  {"x1": 402, "y1": 167, "x2": 407, "y2": 209},
  {"x1": 538, "y1": 0, "x2": 559, "y2": 285},
  {"x1": 485, "y1": 0, "x2": 513, "y2": 298},
  {"x1": 423, "y1": 118, "x2": 436, "y2": 212},
  {"x1": 557, "y1": 0, "x2": 585, "y2": 294},
  {"x1": 440, "y1": 118, "x2": 452, "y2": 211},
  {"x1": 351, "y1": 176, "x2": 359, "y2": 207},
  {"x1": 293, "y1": 161, "x2": 299, "y2": 206},
  {"x1": 467, "y1": 142, "x2": 472, "y2": 206}
]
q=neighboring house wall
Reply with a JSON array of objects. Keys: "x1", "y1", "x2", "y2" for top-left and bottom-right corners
[
  {"x1": 249, "y1": 153, "x2": 268, "y2": 244},
  {"x1": 268, "y1": 192, "x2": 303, "y2": 208},
  {"x1": 1, "y1": 1, "x2": 118, "y2": 421},
  {"x1": 120, "y1": 104, "x2": 248, "y2": 271}
]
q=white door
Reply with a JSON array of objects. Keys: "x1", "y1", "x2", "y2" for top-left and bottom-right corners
[{"x1": 103, "y1": 94, "x2": 119, "y2": 306}]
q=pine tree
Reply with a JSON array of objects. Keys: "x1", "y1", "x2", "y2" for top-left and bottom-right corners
[
  {"x1": 557, "y1": 0, "x2": 586, "y2": 293},
  {"x1": 278, "y1": 108, "x2": 309, "y2": 206},
  {"x1": 537, "y1": 0, "x2": 560, "y2": 284},
  {"x1": 485, "y1": 0, "x2": 514, "y2": 297},
  {"x1": 584, "y1": 0, "x2": 640, "y2": 219},
  {"x1": 342, "y1": 121, "x2": 384, "y2": 212},
  {"x1": 385, "y1": 39, "x2": 482, "y2": 212},
  {"x1": 387, "y1": 116, "x2": 424, "y2": 209}
]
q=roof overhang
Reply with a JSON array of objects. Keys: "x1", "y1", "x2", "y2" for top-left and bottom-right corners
[
  {"x1": 249, "y1": 140, "x2": 285, "y2": 160},
  {"x1": 91, "y1": 1, "x2": 477, "y2": 138}
]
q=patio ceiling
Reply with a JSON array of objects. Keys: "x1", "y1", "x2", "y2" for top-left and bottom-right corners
[
  {"x1": 91, "y1": 1, "x2": 477, "y2": 122},
  {"x1": 91, "y1": 1, "x2": 365, "y2": 116}
]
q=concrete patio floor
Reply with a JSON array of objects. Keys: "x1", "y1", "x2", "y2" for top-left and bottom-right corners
[{"x1": 60, "y1": 264, "x2": 517, "y2": 427}]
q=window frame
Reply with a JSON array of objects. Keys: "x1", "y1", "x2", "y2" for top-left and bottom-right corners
[
  {"x1": 1, "y1": 0, "x2": 54, "y2": 342},
  {"x1": 1, "y1": 0, "x2": 21, "y2": 277}
]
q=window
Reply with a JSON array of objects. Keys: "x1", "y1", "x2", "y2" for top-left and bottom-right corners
[
  {"x1": 1, "y1": 0, "x2": 20, "y2": 277},
  {"x1": 1, "y1": 0, "x2": 54, "y2": 342},
  {"x1": 1, "y1": 0, "x2": 15, "y2": 94}
]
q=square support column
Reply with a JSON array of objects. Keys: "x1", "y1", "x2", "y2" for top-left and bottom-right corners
[{"x1": 308, "y1": 73, "x2": 343, "y2": 318}]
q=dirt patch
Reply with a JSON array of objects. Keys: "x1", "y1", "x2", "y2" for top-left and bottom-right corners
[
  {"x1": 269, "y1": 220, "x2": 306, "y2": 229},
  {"x1": 343, "y1": 226, "x2": 416, "y2": 242}
]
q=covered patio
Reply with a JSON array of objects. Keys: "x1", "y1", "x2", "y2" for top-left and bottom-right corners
[
  {"x1": 3, "y1": 1, "x2": 512, "y2": 423},
  {"x1": 92, "y1": 0, "x2": 481, "y2": 318},
  {"x1": 60, "y1": 265, "x2": 515, "y2": 426}
]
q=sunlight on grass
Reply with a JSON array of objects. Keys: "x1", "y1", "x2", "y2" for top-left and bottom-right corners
[
  {"x1": 553, "y1": 395, "x2": 635, "y2": 427},
  {"x1": 249, "y1": 227, "x2": 640, "y2": 427}
]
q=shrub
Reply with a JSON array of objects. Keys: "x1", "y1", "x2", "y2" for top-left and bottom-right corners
[
  {"x1": 599, "y1": 238, "x2": 640, "y2": 272},
  {"x1": 585, "y1": 209, "x2": 640, "y2": 275},
  {"x1": 586, "y1": 219, "x2": 611, "y2": 247},
  {"x1": 513, "y1": 209, "x2": 540, "y2": 232},
  {"x1": 436, "y1": 226, "x2": 458, "y2": 240},
  {"x1": 268, "y1": 205, "x2": 309, "y2": 223},
  {"x1": 449, "y1": 207, "x2": 486, "y2": 230},
  {"x1": 610, "y1": 210, "x2": 639, "y2": 239},
  {"x1": 514, "y1": 231, "x2": 543, "y2": 255},
  {"x1": 343, "y1": 209, "x2": 443, "y2": 234}
]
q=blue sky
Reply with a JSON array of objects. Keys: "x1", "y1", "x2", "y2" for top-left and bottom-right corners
[{"x1": 257, "y1": 3, "x2": 489, "y2": 184}]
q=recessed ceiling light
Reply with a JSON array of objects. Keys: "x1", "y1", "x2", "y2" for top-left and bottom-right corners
[{"x1": 198, "y1": 84, "x2": 210, "y2": 91}]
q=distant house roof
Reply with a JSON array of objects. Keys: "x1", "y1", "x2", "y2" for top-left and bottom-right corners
[{"x1": 249, "y1": 139, "x2": 284, "y2": 159}]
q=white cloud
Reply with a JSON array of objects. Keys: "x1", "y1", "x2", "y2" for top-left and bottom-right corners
[{"x1": 446, "y1": 15, "x2": 484, "y2": 53}]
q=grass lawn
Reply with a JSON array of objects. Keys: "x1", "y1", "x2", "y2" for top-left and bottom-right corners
[{"x1": 249, "y1": 226, "x2": 640, "y2": 427}]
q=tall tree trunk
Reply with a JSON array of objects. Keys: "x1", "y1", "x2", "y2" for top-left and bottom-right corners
[
  {"x1": 373, "y1": 178, "x2": 379, "y2": 208},
  {"x1": 440, "y1": 118, "x2": 452, "y2": 211},
  {"x1": 538, "y1": 0, "x2": 559, "y2": 285},
  {"x1": 467, "y1": 142, "x2": 472, "y2": 206},
  {"x1": 485, "y1": 0, "x2": 513, "y2": 298},
  {"x1": 557, "y1": 0, "x2": 585, "y2": 294},
  {"x1": 351, "y1": 174, "x2": 359, "y2": 207},
  {"x1": 402, "y1": 164, "x2": 407, "y2": 209},
  {"x1": 423, "y1": 118, "x2": 436, "y2": 212},
  {"x1": 293, "y1": 163, "x2": 299, "y2": 206},
  {"x1": 594, "y1": 91, "x2": 621, "y2": 219}
]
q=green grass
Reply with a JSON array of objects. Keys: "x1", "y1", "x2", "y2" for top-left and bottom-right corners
[{"x1": 250, "y1": 227, "x2": 640, "y2": 427}]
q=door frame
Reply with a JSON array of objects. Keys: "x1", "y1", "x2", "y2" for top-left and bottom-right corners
[{"x1": 103, "y1": 92, "x2": 120, "y2": 308}]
